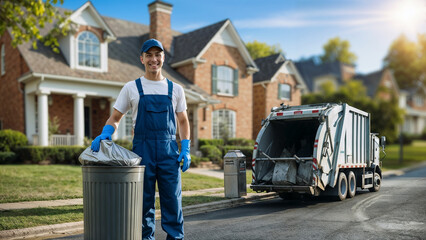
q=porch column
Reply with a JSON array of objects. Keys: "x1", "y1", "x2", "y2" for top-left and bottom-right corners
[
  {"x1": 109, "y1": 98, "x2": 118, "y2": 140},
  {"x1": 190, "y1": 104, "x2": 199, "y2": 154},
  {"x1": 37, "y1": 90, "x2": 50, "y2": 146},
  {"x1": 73, "y1": 93, "x2": 85, "y2": 146},
  {"x1": 25, "y1": 94, "x2": 36, "y2": 145}
]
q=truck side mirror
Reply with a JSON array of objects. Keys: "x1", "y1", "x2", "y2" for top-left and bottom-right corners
[{"x1": 381, "y1": 136, "x2": 386, "y2": 149}]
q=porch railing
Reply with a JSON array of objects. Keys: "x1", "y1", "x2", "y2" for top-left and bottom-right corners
[{"x1": 50, "y1": 134, "x2": 77, "y2": 146}]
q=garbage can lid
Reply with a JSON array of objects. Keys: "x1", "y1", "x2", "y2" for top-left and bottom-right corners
[{"x1": 224, "y1": 150, "x2": 246, "y2": 159}]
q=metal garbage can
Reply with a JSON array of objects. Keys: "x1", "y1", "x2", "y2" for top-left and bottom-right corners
[
  {"x1": 224, "y1": 150, "x2": 247, "y2": 198},
  {"x1": 82, "y1": 166, "x2": 145, "y2": 240}
]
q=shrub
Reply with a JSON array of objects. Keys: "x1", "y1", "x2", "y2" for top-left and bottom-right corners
[
  {"x1": 225, "y1": 138, "x2": 254, "y2": 146},
  {"x1": 189, "y1": 155, "x2": 209, "y2": 168},
  {"x1": 198, "y1": 139, "x2": 224, "y2": 147},
  {"x1": 115, "y1": 139, "x2": 133, "y2": 150},
  {"x1": 199, "y1": 145, "x2": 222, "y2": 163},
  {"x1": 16, "y1": 146, "x2": 86, "y2": 164},
  {"x1": 0, "y1": 152, "x2": 17, "y2": 164},
  {"x1": 0, "y1": 129, "x2": 28, "y2": 152},
  {"x1": 222, "y1": 145, "x2": 254, "y2": 169}
]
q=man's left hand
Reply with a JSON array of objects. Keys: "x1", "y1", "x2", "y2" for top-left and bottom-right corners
[{"x1": 178, "y1": 139, "x2": 191, "y2": 172}]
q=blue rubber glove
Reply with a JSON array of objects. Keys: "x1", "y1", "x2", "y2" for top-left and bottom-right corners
[
  {"x1": 91, "y1": 125, "x2": 115, "y2": 152},
  {"x1": 178, "y1": 139, "x2": 191, "y2": 172}
]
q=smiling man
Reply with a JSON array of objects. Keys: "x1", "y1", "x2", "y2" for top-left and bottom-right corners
[{"x1": 91, "y1": 39, "x2": 191, "y2": 240}]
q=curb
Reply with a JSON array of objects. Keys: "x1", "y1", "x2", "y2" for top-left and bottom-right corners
[
  {"x1": 381, "y1": 161, "x2": 426, "y2": 178},
  {"x1": 0, "y1": 193, "x2": 277, "y2": 240}
]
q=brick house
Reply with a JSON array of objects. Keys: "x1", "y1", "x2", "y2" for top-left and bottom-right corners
[
  {"x1": 354, "y1": 68, "x2": 400, "y2": 100},
  {"x1": 295, "y1": 59, "x2": 356, "y2": 92},
  {"x1": 252, "y1": 54, "x2": 307, "y2": 139},
  {"x1": 0, "y1": 1, "x2": 259, "y2": 150}
]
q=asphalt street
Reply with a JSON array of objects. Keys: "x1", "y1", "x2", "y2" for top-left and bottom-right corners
[{"x1": 50, "y1": 166, "x2": 426, "y2": 240}]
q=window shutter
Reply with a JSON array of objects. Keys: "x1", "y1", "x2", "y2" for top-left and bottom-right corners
[
  {"x1": 233, "y1": 68, "x2": 239, "y2": 96},
  {"x1": 211, "y1": 64, "x2": 217, "y2": 94}
]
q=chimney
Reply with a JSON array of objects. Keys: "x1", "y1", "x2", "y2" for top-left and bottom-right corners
[{"x1": 148, "y1": 1, "x2": 173, "y2": 51}]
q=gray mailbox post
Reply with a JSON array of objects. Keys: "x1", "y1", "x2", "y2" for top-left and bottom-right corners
[{"x1": 224, "y1": 150, "x2": 247, "y2": 198}]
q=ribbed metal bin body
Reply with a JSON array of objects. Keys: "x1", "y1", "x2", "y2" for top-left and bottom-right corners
[
  {"x1": 224, "y1": 150, "x2": 246, "y2": 198},
  {"x1": 82, "y1": 166, "x2": 145, "y2": 240}
]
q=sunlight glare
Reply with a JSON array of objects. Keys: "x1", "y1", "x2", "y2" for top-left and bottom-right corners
[{"x1": 392, "y1": 0, "x2": 426, "y2": 34}]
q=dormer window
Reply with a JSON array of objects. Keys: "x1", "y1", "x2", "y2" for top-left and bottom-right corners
[{"x1": 78, "y1": 31, "x2": 100, "y2": 68}]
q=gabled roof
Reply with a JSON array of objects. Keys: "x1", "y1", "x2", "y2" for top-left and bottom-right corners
[
  {"x1": 171, "y1": 20, "x2": 227, "y2": 65},
  {"x1": 253, "y1": 53, "x2": 307, "y2": 90},
  {"x1": 16, "y1": 5, "x2": 214, "y2": 102},
  {"x1": 354, "y1": 69, "x2": 385, "y2": 97},
  {"x1": 295, "y1": 59, "x2": 344, "y2": 92},
  {"x1": 253, "y1": 53, "x2": 285, "y2": 83},
  {"x1": 354, "y1": 68, "x2": 400, "y2": 97},
  {"x1": 170, "y1": 19, "x2": 258, "y2": 71},
  {"x1": 68, "y1": 2, "x2": 116, "y2": 41}
]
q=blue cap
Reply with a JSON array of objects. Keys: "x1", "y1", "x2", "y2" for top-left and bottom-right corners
[{"x1": 140, "y1": 39, "x2": 164, "y2": 54}]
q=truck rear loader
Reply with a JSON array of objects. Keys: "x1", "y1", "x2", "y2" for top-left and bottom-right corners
[{"x1": 250, "y1": 103, "x2": 386, "y2": 200}]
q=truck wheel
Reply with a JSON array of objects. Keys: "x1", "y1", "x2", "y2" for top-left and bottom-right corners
[
  {"x1": 347, "y1": 171, "x2": 356, "y2": 198},
  {"x1": 337, "y1": 172, "x2": 348, "y2": 201},
  {"x1": 369, "y1": 172, "x2": 381, "y2": 192}
]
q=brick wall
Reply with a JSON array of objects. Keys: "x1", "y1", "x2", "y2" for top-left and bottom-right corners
[
  {"x1": 49, "y1": 94, "x2": 74, "y2": 134},
  {"x1": 0, "y1": 32, "x2": 30, "y2": 132},
  {"x1": 91, "y1": 98, "x2": 111, "y2": 137},
  {"x1": 74, "y1": 25, "x2": 105, "y2": 43},
  {"x1": 149, "y1": 7, "x2": 172, "y2": 51},
  {"x1": 252, "y1": 84, "x2": 266, "y2": 139},
  {"x1": 178, "y1": 43, "x2": 253, "y2": 139},
  {"x1": 252, "y1": 73, "x2": 301, "y2": 139}
]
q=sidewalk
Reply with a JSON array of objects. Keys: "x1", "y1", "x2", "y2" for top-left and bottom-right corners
[{"x1": 1, "y1": 163, "x2": 426, "y2": 240}]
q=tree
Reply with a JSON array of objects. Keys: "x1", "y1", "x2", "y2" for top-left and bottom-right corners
[
  {"x1": 384, "y1": 34, "x2": 423, "y2": 89},
  {"x1": 320, "y1": 37, "x2": 357, "y2": 65},
  {"x1": 302, "y1": 81, "x2": 403, "y2": 143},
  {"x1": 0, "y1": 0, "x2": 71, "y2": 53},
  {"x1": 245, "y1": 40, "x2": 282, "y2": 60}
]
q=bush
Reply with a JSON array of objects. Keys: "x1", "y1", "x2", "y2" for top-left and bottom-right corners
[
  {"x1": 115, "y1": 139, "x2": 133, "y2": 150},
  {"x1": 16, "y1": 146, "x2": 86, "y2": 164},
  {"x1": 0, "y1": 152, "x2": 17, "y2": 164},
  {"x1": 199, "y1": 145, "x2": 222, "y2": 163},
  {"x1": 190, "y1": 155, "x2": 209, "y2": 168},
  {"x1": 0, "y1": 129, "x2": 28, "y2": 152},
  {"x1": 222, "y1": 145, "x2": 254, "y2": 169},
  {"x1": 198, "y1": 139, "x2": 224, "y2": 147},
  {"x1": 225, "y1": 138, "x2": 254, "y2": 146}
]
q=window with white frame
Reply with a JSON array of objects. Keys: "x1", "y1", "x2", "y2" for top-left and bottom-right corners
[
  {"x1": 1, "y1": 44, "x2": 5, "y2": 75},
  {"x1": 414, "y1": 95, "x2": 424, "y2": 107},
  {"x1": 125, "y1": 110, "x2": 133, "y2": 140},
  {"x1": 77, "y1": 31, "x2": 100, "y2": 68},
  {"x1": 212, "y1": 109, "x2": 236, "y2": 139},
  {"x1": 278, "y1": 83, "x2": 291, "y2": 100},
  {"x1": 211, "y1": 65, "x2": 238, "y2": 96}
]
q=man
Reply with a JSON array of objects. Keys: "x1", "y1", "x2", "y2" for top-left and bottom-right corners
[{"x1": 91, "y1": 38, "x2": 191, "y2": 240}]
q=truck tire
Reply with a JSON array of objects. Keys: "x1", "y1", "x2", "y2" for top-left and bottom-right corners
[
  {"x1": 369, "y1": 172, "x2": 381, "y2": 192},
  {"x1": 337, "y1": 172, "x2": 348, "y2": 201},
  {"x1": 347, "y1": 171, "x2": 356, "y2": 198}
]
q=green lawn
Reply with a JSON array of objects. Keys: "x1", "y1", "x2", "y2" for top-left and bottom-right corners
[
  {"x1": 0, "y1": 194, "x2": 226, "y2": 231},
  {"x1": 381, "y1": 140, "x2": 426, "y2": 170},
  {"x1": 0, "y1": 165, "x2": 224, "y2": 203}
]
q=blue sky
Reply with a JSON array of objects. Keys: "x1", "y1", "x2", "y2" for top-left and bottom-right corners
[{"x1": 61, "y1": 0, "x2": 426, "y2": 74}]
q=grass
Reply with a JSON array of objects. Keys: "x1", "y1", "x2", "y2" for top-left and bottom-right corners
[
  {"x1": 0, "y1": 165, "x2": 224, "y2": 203},
  {"x1": 0, "y1": 194, "x2": 227, "y2": 231},
  {"x1": 381, "y1": 140, "x2": 426, "y2": 170}
]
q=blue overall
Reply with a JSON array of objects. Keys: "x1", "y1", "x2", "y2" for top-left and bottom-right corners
[{"x1": 132, "y1": 78, "x2": 184, "y2": 240}]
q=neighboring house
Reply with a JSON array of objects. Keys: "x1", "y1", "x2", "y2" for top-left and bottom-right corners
[
  {"x1": 354, "y1": 68, "x2": 399, "y2": 100},
  {"x1": 0, "y1": 1, "x2": 258, "y2": 150},
  {"x1": 252, "y1": 53, "x2": 307, "y2": 139},
  {"x1": 295, "y1": 59, "x2": 355, "y2": 92},
  {"x1": 399, "y1": 82, "x2": 426, "y2": 135}
]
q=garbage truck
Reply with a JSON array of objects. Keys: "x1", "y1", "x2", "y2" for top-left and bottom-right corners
[{"x1": 250, "y1": 103, "x2": 386, "y2": 201}]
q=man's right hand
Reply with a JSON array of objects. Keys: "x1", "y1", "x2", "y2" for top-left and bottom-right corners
[{"x1": 91, "y1": 125, "x2": 115, "y2": 152}]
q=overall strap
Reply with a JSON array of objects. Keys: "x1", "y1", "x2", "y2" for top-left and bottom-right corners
[
  {"x1": 135, "y1": 78, "x2": 144, "y2": 97},
  {"x1": 167, "y1": 79, "x2": 173, "y2": 100}
]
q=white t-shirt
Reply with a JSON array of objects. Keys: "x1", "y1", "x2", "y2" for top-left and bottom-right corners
[{"x1": 114, "y1": 77, "x2": 187, "y2": 128}]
